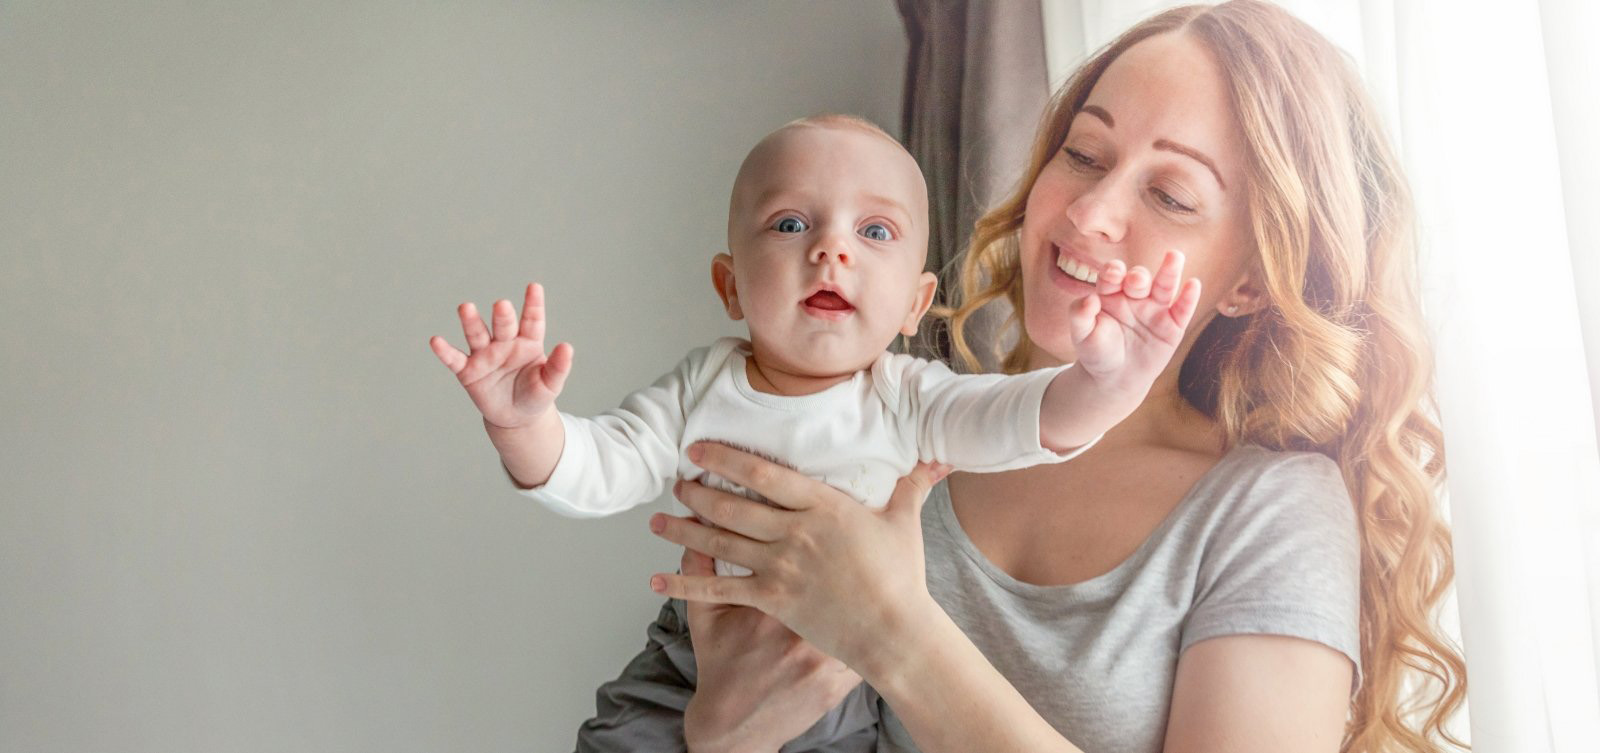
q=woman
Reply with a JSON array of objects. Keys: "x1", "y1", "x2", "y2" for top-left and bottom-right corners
[{"x1": 594, "y1": 2, "x2": 1467, "y2": 751}]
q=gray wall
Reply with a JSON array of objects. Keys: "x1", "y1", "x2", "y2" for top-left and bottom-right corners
[{"x1": 0, "y1": 2, "x2": 905, "y2": 750}]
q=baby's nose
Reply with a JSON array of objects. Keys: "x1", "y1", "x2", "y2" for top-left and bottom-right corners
[{"x1": 808, "y1": 234, "x2": 853, "y2": 265}]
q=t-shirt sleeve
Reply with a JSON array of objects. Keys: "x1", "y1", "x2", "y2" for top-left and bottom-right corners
[
  {"x1": 1181, "y1": 451, "x2": 1364, "y2": 693},
  {"x1": 513, "y1": 345, "x2": 713, "y2": 518},
  {"x1": 875, "y1": 354, "x2": 1098, "y2": 473}
]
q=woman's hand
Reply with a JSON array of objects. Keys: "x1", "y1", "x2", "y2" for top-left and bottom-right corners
[
  {"x1": 647, "y1": 443, "x2": 950, "y2": 678},
  {"x1": 677, "y1": 547, "x2": 864, "y2": 753}
]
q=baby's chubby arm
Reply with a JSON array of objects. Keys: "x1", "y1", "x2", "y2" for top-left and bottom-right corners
[
  {"x1": 429, "y1": 282, "x2": 572, "y2": 488},
  {"x1": 1039, "y1": 250, "x2": 1202, "y2": 452}
]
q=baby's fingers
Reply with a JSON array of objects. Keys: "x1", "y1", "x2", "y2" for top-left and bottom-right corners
[
  {"x1": 458, "y1": 302, "x2": 491, "y2": 352},
  {"x1": 429, "y1": 336, "x2": 469, "y2": 375},
  {"x1": 519, "y1": 282, "x2": 547, "y2": 345},
  {"x1": 1123, "y1": 265, "x2": 1153, "y2": 299},
  {"x1": 1096, "y1": 259, "x2": 1126, "y2": 297},
  {"x1": 491, "y1": 299, "x2": 518, "y2": 341},
  {"x1": 545, "y1": 342, "x2": 574, "y2": 393},
  {"x1": 1153, "y1": 278, "x2": 1203, "y2": 343},
  {"x1": 1069, "y1": 292, "x2": 1100, "y2": 345},
  {"x1": 523, "y1": 341, "x2": 575, "y2": 398},
  {"x1": 1149, "y1": 251, "x2": 1185, "y2": 306}
]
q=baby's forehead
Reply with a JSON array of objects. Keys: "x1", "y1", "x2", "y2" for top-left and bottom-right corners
[{"x1": 730, "y1": 124, "x2": 928, "y2": 214}]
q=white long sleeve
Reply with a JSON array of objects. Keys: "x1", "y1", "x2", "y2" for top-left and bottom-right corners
[
  {"x1": 513, "y1": 339, "x2": 1097, "y2": 521},
  {"x1": 871, "y1": 353, "x2": 1097, "y2": 473},
  {"x1": 518, "y1": 343, "x2": 725, "y2": 518}
]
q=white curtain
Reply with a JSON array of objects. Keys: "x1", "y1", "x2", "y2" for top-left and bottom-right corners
[{"x1": 1040, "y1": 1, "x2": 1600, "y2": 751}]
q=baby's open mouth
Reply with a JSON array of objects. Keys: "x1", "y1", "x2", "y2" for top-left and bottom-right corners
[{"x1": 803, "y1": 290, "x2": 854, "y2": 312}]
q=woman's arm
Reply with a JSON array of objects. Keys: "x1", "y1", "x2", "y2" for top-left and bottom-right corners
[
  {"x1": 649, "y1": 443, "x2": 1087, "y2": 753},
  {"x1": 674, "y1": 548, "x2": 872, "y2": 753},
  {"x1": 649, "y1": 443, "x2": 1354, "y2": 753},
  {"x1": 576, "y1": 545, "x2": 874, "y2": 753}
]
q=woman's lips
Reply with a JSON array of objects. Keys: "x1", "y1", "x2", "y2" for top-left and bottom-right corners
[{"x1": 1049, "y1": 245, "x2": 1097, "y2": 292}]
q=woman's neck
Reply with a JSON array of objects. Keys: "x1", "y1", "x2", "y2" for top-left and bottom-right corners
[{"x1": 1027, "y1": 350, "x2": 1224, "y2": 455}]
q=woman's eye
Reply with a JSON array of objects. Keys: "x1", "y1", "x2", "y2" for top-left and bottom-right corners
[
  {"x1": 1151, "y1": 188, "x2": 1195, "y2": 213},
  {"x1": 1064, "y1": 148, "x2": 1100, "y2": 169},
  {"x1": 860, "y1": 223, "x2": 893, "y2": 242},
  {"x1": 773, "y1": 216, "x2": 808, "y2": 233}
]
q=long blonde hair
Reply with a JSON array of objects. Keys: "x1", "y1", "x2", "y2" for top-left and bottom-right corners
[{"x1": 944, "y1": 2, "x2": 1467, "y2": 750}]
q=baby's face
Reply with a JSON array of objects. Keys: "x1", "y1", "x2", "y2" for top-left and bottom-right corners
[{"x1": 717, "y1": 125, "x2": 934, "y2": 379}]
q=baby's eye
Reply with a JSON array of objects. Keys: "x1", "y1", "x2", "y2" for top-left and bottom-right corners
[
  {"x1": 773, "y1": 216, "x2": 808, "y2": 234},
  {"x1": 859, "y1": 223, "x2": 893, "y2": 242}
]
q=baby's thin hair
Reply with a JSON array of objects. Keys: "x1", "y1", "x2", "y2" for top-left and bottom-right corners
[{"x1": 781, "y1": 113, "x2": 904, "y2": 151}]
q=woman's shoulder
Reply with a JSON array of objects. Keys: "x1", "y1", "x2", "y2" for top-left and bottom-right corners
[
  {"x1": 1192, "y1": 443, "x2": 1357, "y2": 543},
  {"x1": 1213, "y1": 443, "x2": 1346, "y2": 491}
]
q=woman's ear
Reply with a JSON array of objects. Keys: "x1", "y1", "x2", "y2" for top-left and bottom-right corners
[
  {"x1": 899, "y1": 271, "x2": 939, "y2": 336},
  {"x1": 711, "y1": 253, "x2": 743, "y2": 320},
  {"x1": 1218, "y1": 268, "x2": 1268, "y2": 317}
]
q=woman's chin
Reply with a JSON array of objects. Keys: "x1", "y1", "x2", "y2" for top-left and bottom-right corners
[{"x1": 1021, "y1": 313, "x2": 1078, "y2": 368}]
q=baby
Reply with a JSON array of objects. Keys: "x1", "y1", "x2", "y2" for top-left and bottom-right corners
[{"x1": 430, "y1": 114, "x2": 1198, "y2": 745}]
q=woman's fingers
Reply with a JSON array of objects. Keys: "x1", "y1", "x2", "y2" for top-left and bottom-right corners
[
  {"x1": 681, "y1": 545, "x2": 716, "y2": 577},
  {"x1": 458, "y1": 302, "x2": 491, "y2": 352},
  {"x1": 428, "y1": 336, "x2": 468, "y2": 375},
  {"x1": 687, "y1": 443, "x2": 833, "y2": 512},
  {"x1": 673, "y1": 478, "x2": 789, "y2": 541},
  {"x1": 650, "y1": 513, "x2": 771, "y2": 572},
  {"x1": 649, "y1": 571, "x2": 761, "y2": 607}
]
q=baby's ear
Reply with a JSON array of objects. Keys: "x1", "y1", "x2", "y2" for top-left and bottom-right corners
[
  {"x1": 899, "y1": 271, "x2": 939, "y2": 336},
  {"x1": 711, "y1": 253, "x2": 744, "y2": 321}
]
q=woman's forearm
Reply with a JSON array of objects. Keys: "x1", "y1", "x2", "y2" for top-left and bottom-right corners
[{"x1": 864, "y1": 600, "x2": 1085, "y2": 753}]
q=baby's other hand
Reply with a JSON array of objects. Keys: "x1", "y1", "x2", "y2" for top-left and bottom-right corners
[
  {"x1": 1067, "y1": 250, "x2": 1201, "y2": 394},
  {"x1": 429, "y1": 282, "x2": 574, "y2": 430}
]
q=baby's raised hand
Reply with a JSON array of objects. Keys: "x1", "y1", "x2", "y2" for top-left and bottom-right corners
[
  {"x1": 1066, "y1": 250, "x2": 1201, "y2": 395},
  {"x1": 429, "y1": 282, "x2": 574, "y2": 430}
]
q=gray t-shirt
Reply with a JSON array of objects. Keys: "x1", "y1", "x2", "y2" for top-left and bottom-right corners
[
  {"x1": 875, "y1": 443, "x2": 1362, "y2": 753},
  {"x1": 571, "y1": 443, "x2": 1361, "y2": 753}
]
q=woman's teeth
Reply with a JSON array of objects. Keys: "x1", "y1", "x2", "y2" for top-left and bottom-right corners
[{"x1": 1057, "y1": 253, "x2": 1098, "y2": 285}]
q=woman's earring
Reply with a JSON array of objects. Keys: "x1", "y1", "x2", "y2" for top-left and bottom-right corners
[{"x1": 1226, "y1": 305, "x2": 1239, "y2": 315}]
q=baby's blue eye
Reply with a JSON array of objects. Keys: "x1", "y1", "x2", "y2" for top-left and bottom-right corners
[
  {"x1": 773, "y1": 216, "x2": 808, "y2": 233},
  {"x1": 860, "y1": 223, "x2": 892, "y2": 241}
]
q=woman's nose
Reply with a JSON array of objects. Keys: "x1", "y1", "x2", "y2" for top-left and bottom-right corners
[{"x1": 1063, "y1": 178, "x2": 1128, "y2": 244}]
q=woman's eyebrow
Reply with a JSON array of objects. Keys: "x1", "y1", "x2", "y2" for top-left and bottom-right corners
[
  {"x1": 1154, "y1": 139, "x2": 1226, "y2": 190},
  {"x1": 1077, "y1": 105, "x2": 1227, "y2": 191}
]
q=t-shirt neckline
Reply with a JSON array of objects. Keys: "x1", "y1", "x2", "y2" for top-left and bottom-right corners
[{"x1": 932, "y1": 443, "x2": 1260, "y2": 602}]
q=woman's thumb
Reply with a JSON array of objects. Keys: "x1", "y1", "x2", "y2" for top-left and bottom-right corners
[{"x1": 885, "y1": 462, "x2": 949, "y2": 524}]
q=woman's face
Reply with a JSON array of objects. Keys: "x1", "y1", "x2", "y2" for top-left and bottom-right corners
[{"x1": 1019, "y1": 32, "x2": 1256, "y2": 368}]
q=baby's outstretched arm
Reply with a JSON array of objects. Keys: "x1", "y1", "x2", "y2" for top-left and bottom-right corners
[
  {"x1": 1039, "y1": 250, "x2": 1202, "y2": 452},
  {"x1": 429, "y1": 282, "x2": 572, "y2": 488}
]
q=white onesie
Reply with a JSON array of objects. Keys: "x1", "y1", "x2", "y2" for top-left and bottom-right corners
[{"x1": 519, "y1": 337, "x2": 1097, "y2": 575}]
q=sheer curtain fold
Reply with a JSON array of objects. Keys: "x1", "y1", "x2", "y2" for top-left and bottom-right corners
[{"x1": 1028, "y1": 1, "x2": 1600, "y2": 750}]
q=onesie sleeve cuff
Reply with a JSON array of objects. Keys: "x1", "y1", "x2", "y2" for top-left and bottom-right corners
[
  {"x1": 511, "y1": 412, "x2": 612, "y2": 518},
  {"x1": 1017, "y1": 363, "x2": 1100, "y2": 465}
]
